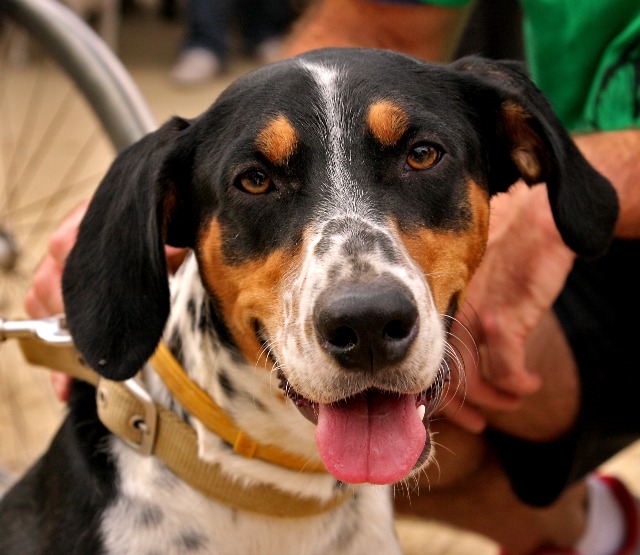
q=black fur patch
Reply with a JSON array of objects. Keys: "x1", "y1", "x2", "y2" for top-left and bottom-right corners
[
  {"x1": 217, "y1": 370, "x2": 236, "y2": 399},
  {"x1": 187, "y1": 297, "x2": 198, "y2": 333},
  {"x1": 0, "y1": 382, "x2": 116, "y2": 553},
  {"x1": 136, "y1": 503, "x2": 165, "y2": 528},
  {"x1": 176, "y1": 530, "x2": 208, "y2": 551}
]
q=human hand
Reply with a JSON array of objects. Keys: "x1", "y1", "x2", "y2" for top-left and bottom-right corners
[
  {"x1": 24, "y1": 201, "x2": 89, "y2": 318},
  {"x1": 22, "y1": 201, "x2": 88, "y2": 401},
  {"x1": 439, "y1": 182, "x2": 576, "y2": 432}
]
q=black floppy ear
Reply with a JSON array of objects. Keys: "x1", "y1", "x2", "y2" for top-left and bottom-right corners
[
  {"x1": 452, "y1": 56, "x2": 618, "y2": 258},
  {"x1": 62, "y1": 117, "x2": 195, "y2": 380}
]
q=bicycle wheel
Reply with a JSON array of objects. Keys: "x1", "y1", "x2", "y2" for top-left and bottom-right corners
[
  {"x1": 0, "y1": 0, "x2": 156, "y2": 314},
  {"x1": 0, "y1": 0, "x2": 155, "y2": 477}
]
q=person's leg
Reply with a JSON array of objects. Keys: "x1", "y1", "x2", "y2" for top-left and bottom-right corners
[
  {"x1": 396, "y1": 433, "x2": 591, "y2": 554},
  {"x1": 182, "y1": 0, "x2": 234, "y2": 60},
  {"x1": 236, "y1": 0, "x2": 296, "y2": 59},
  {"x1": 171, "y1": 0, "x2": 234, "y2": 85}
]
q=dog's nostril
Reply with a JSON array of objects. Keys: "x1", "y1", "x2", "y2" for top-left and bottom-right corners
[
  {"x1": 383, "y1": 319, "x2": 412, "y2": 341},
  {"x1": 314, "y1": 280, "x2": 419, "y2": 372},
  {"x1": 328, "y1": 325, "x2": 358, "y2": 349}
]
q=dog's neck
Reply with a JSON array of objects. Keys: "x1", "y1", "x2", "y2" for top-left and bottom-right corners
[{"x1": 141, "y1": 254, "x2": 339, "y2": 499}]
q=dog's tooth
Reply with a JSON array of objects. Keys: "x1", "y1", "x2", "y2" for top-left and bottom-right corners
[{"x1": 417, "y1": 404, "x2": 426, "y2": 421}]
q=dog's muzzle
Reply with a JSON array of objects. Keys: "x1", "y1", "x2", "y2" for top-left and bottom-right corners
[{"x1": 276, "y1": 278, "x2": 443, "y2": 485}]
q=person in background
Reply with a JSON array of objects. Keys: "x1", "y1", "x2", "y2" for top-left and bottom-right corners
[
  {"x1": 170, "y1": 0, "x2": 297, "y2": 86},
  {"x1": 26, "y1": 0, "x2": 640, "y2": 553}
]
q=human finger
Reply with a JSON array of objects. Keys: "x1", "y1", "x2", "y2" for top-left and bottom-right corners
[
  {"x1": 47, "y1": 200, "x2": 88, "y2": 263},
  {"x1": 24, "y1": 255, "x2": 64, "y2": 317},
  {"x1": 437, "y1": 388, "x2": 488, "y2": 433},
  {"x1": 479, "y1": 318, "x2": 542, "y2": 397},
  {"x1": 447, "y1": 321, "x2": 524, "y2": 410},
  {"x1": 51, "y1": 372, "x2": 71, "y2": 403}
]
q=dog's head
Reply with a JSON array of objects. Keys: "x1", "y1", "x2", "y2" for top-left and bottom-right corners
[{"x1": 62, "y1": 49, "x2": 618, "y2": 485}]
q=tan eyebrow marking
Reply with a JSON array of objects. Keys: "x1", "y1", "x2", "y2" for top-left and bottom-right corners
[
  {"x1": 255, "y1": 114, "x2": 298, "y2": 165},
  {"x1": 367, "y1": 100, "x2": 409, "y2": 146}
]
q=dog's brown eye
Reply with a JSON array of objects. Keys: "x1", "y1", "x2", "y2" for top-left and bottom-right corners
[
  {"x1": 406, "y1": 144, "x2": 440, "y2": 170},
  {"x1": 238, "y1": 170, "x2": 272, "y2": 194}
]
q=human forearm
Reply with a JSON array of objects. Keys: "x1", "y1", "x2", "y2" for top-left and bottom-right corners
[
  {"x1": 281, "y1": 0, "x2": 469, "y2": 62},
  {"x1": 574, "y1": 130, "x2": 640, "y2": 238}
]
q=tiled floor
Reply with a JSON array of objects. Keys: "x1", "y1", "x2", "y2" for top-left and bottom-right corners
[{"x1": 1, "y1": 7, "x2": 639, "y2": 554}]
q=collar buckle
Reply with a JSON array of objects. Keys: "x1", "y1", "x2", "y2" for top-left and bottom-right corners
[
  {"x1": 122, "y1": 378, "x2": 158, "y2": 456},
  {"x1": 97, "y1": 377, "x2": 158, "y2": 456}
]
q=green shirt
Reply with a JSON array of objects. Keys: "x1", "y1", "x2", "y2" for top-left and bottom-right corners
[
  {"x1": 420, "y1": 0, "x2": 640, "y2": 131},
  {"x1": 522, "y1": 0, "x2": 640, "y2": 131}
]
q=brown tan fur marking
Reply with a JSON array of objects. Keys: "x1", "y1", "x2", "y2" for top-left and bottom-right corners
[
  {"x1": 256, "y1": 114, "x2": 298, "y2": 165},
  {"x1": 367, "y1": 100, "x2": 409, "y2": 146},
  {"x1": 197, "y1": 219, "x2": 303, "y2": 373},
  {"x1": 396, "y1": 181, "x2": 490, "y2": 314}
]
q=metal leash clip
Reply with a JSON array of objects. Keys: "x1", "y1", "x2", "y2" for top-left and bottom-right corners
[
  {"x1": 0, "y1": 314, "x2": 73, "y2": 344},
  {"x1": 0, "y1": 314, "x2": 97, "y2": 384},
  {"x1": 2, "y1": 315, "x2": 158, "y2": 456}
]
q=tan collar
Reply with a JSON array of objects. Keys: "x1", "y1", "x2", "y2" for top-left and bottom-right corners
[
  {"x1": 13, "y1": 317, "x2": 350, "y2": 517},
  {"x1": 150, "y1": 341, "x2": 327, "y2": 473},
  {"x1": 95, "y1": 376, "x2": 349, "y2": 517}
]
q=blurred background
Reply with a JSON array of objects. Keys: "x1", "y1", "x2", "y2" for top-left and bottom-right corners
[{"x1": 1, "y1": 1, "x2": 639, "y2": 553}]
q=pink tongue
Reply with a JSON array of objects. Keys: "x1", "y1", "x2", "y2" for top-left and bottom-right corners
[{"x1": 315, "y1": 390, "x2": 426, "y2": 484}]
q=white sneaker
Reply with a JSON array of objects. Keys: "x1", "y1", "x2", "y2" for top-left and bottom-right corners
[
  {"x1": 170, "y1": 48, "x2": 221, "y2": 86},
  {"x1": 255, "y1": 37, "x2": 283, "y2": 63}
]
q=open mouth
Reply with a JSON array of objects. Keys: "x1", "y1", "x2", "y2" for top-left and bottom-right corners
[
  {"x1": 277, "y1": 371, "x2": 440, "y2": 426},
  {"x1": 277, "y1": 369, "x2": 444, "y2": 485},
  {"x1": 257, "y1": 321, "x2": 445, "y2": 484}
]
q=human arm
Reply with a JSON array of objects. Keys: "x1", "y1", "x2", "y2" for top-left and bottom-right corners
[
  {"x1": 574, "y1": 130, "x2": 640, "y2": 238},
  {"x1": 281, "y1": 0, "x2": 469, "y2": 62}
]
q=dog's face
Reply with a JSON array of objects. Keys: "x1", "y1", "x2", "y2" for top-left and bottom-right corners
[
  {"x1": 192, "y1": 52, "x2": 495, "y2": 483},
  {"x1": 62, "y1": 49, "x2": 618, "y2": 485}
]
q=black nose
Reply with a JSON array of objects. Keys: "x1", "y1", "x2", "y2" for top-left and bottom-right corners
[{"x1": 314, "y1": 280, "x2": 419, "y2": 372}]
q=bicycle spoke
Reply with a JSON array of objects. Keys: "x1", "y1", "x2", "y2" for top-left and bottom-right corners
[{"x1": 0, "y1": 52, "x2": 111, "y2": 312}]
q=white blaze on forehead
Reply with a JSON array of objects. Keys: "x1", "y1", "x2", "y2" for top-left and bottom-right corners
[
  {"x1": 299, "y1": 60, "x2": 365, "y2": 215},
  {"x1": 272, "y1": 64, "x2": 446, "y2": 406}
]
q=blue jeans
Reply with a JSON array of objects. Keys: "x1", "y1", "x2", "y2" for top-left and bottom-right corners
[{"x1": 181, "y1": 0, "x2": 295, "y2": 63}]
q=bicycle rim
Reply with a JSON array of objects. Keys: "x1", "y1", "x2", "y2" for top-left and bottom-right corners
[{"x1": 0, "y1": 0, "x2": 155, "y2": 475}]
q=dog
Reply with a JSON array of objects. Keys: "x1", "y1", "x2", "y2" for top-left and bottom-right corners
[{"x1": 0, "y1": 48, "x2": 617, "y2": 554}]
